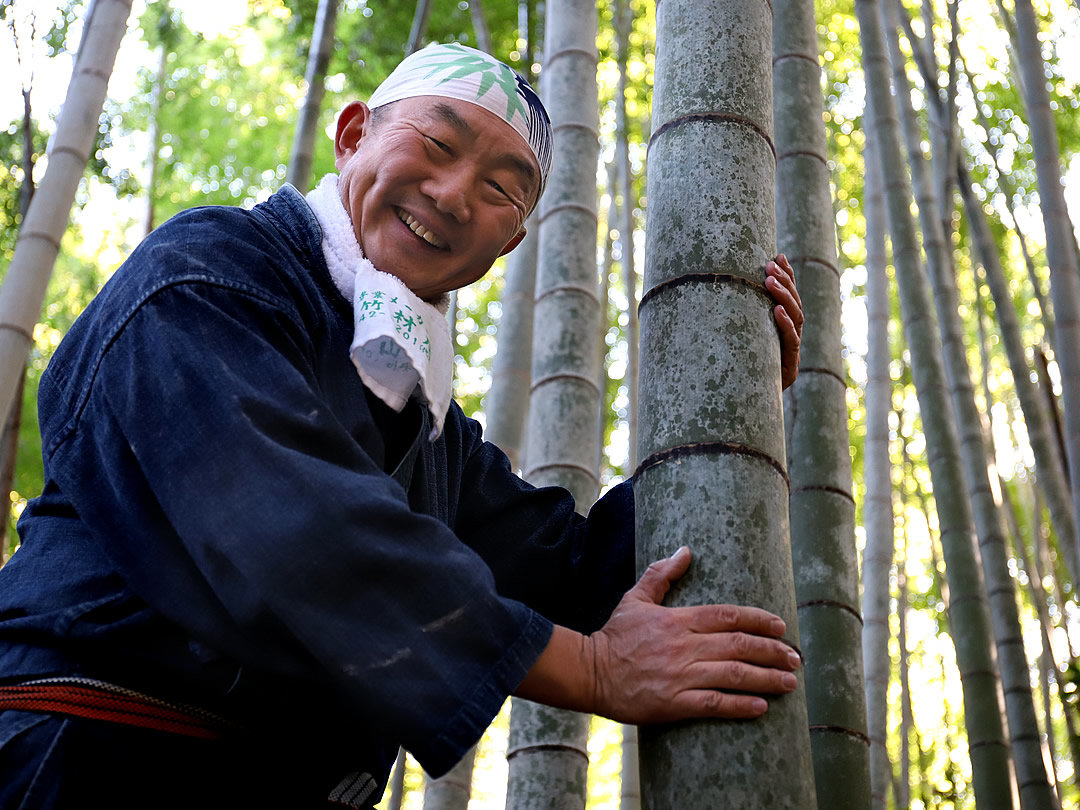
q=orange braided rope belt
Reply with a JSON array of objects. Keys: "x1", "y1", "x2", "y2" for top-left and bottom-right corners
[{"x1": 0, "y1": 677, "x2": 240, "y2": 740}]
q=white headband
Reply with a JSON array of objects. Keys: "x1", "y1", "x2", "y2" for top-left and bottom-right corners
[{"x1": 368, "y1": 43, "x2": 552, "y2": 195}]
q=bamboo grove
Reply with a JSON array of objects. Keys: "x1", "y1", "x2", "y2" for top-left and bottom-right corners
[{"x1": 1, "y1": 0, "x2": 1080, "y2": 807}]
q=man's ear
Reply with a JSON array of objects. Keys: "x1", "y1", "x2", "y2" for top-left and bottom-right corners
[
  {"x1": 498, "y1": 228, "x2": 527, "y2": 257},
  {"x1": 334, "y1": 101, "x2": 372, "y2": 169}
]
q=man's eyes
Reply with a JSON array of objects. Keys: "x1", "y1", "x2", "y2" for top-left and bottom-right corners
[
  {"x1": 488, "y1": 179, "x2": 528, "y2": 209},
  {"x1": 420, "y1": 132, "x2": 525, "y2": 206},
  {"x1": 425, "y1": 135, "x2": 452, "y2": 153}
]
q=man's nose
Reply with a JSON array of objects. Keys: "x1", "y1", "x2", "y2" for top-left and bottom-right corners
[{"x1": 422, "y1": 166, "x2": 472, "y2": 223}]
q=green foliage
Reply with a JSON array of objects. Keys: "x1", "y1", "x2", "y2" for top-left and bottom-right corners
[
  {"x1": 0, "y1": 117, "x2": 46, "y2": 257},
  {"x1": 318, "y1": 0, "x2": 531, "y2": 100},
  {"x1": 40, "y1": 0, "x2": 84, "y2": 57},
  {"x1": 116, "y1": 11, "x2": 301, "y2": 225},
  {"x1": 1063, "y1": 658, "x2": 1080, "y2": 747}
]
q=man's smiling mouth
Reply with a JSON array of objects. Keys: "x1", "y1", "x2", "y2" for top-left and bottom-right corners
[{"x1": 397, "y1": 209, "x2": 447, "y2": 249}]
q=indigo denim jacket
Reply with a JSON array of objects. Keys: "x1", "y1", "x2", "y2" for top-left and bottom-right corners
[{"x1": 0, "y1": 185, "x2": 634, "y2": 790}]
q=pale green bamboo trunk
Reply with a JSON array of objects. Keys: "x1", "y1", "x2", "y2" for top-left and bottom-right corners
[
  {"x1": 881, "y1": 3, "x2": 1054, "y2": 804},
  {"x1": 422, "y1": 747, "x2": 476, "y2": 810},
  {"x1": 957, "y1": 163, "x2": 1075, "y2": 589},
  {"x1": 860, "y1": 107, "x2": 895, "y2": 810},
  {"x1": 774, "y1": 2, "x2": 869, "y2": 806},
  {"x1": 0, "y1": 0, "x2": 133, "y2": 428},
  {"x1": 477, "y1": 26, "x2": 541, "y2": 810},
  {"x1": 612, "y1": 1, "x2": 640, "y2": 773},
  {"x1": 405, "y1": 0, "x2": 433, "y2": 54},
  {"x1": 619, "y1": 724, "x2": 640, "y2": 810},
  {"x1": 1013, "y1": 0, "x2": 1080, "y2": 587},
  {"x1": 143, "y1": 35, "x2": 168, "y2": 236},
  {"x1": 469, "y1": 0, "x2": 493, "y2": 54},
  {"x1": 635, "y1": 1, "x2": 816, "y2": 806},
  {"x1": 854, "y1": 0, "x2": 1016, "y2": 806},
  {"x1": 597, "y1": 162, "x2": 617, "y2": 469},
  {"x1": 285, "y1": 0, "x2": 338, "y2": 193},
  {"x1": 614, "y1": 0, "x2": 639, "y2": 471},
  {"x1": 430, "y1": 203, "x2": 540, "y2": 810},
  {"x1": 504, "y1": 0, "x2": 601, "y2": 807},
  {"x1": 897, "y1": 559, "x2": 913, "y2": 810},
  {"x1": 486, "y1": 215, "x2": 539, "y2": 473}
]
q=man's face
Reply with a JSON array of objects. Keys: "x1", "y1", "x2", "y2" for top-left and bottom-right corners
[{"x1": 333, "y1": 95, "x2": 540, "y2": 301}]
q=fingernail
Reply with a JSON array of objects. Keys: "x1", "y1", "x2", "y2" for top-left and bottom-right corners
[
  {"x1": 782, "y1": 673, "x2": 797, "y2": 690},
  {"x1": 752, "y1": 698, "x2": 768, "y2": 713},
  {"x1": 788, "y1": 651, "x2": 801, "y2": 668},
  {"x1": 670, "y1": 546, "x2": 688, "y2": 559},
  {"x1": 771, "y1": 618, "x2": 786, "y2": 635}
]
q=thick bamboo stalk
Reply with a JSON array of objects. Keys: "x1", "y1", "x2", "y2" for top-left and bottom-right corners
[
  {"x1": 774, "y1": 2, "x2": 869, "y2": 806},
  {"x1": 1001, "y1": 481, "x2": 1067, "y2": 808},
  {"x1": 505, "y1": 701, "x2": 590, "y2": 810},
  {"x1": 635, "y1": 1, "x2": 816, "y2": 805}
]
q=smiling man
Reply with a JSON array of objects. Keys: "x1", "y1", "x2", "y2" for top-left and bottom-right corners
[
  {"x1": 334, "y1": 97, "x2": 536, "y2": 298},
  {"x1": 0, "y1": 44, "x2": 804, "y2": 809}
]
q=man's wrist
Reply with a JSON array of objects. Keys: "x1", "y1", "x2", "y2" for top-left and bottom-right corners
[{"x1": 514, "y1": 624, "x2": 597, "y2": 714}]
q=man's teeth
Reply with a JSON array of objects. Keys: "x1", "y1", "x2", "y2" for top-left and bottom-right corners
[{"x1": 398, "y1": 211, "x2": 446, "y2": 248}]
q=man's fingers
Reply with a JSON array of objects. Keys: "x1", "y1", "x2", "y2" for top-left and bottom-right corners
[
  {"x1": 766, "y1": 257, "x2": 803, "y2": 325},
  {"x1": 665, "y1": 661, "x2": 800, "y2": 720},
  {"x1": 685, "y1": 658, "x2": 800, "y2": 695},
  {"x1": 692, "y1": 631, "x2": 802, "y2": 673},
  {"x1": 769, "y1": 254, "x2": 801, "y2": 304},
  {"x1": 766, "y1": 274, "x2": 803, "y2": 330},
  {"x1": 671, "y1": 690, "x2": 770, "y2": 720},
  {"x1": 774, "y1": 305, "x2": 801, "y2": 347},
  {"x1": 677, "y1": 602, "x2": 787, "y2": 637},
  {"x1": 631, "y1": 546, "x2": 692, "y2": 605}
]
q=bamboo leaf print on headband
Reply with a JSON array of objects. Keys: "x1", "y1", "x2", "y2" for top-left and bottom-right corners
[{"x1": 415, "y1": 44, "x2": 527, "y2": 124}]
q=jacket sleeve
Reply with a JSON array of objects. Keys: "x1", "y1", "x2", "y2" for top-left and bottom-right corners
[
  {"x1": 448, "y1": 419, "x2": 636, "y2": 636},
  {"x1": 42, "y1": 276, "x2": 558, "y2": 776}
]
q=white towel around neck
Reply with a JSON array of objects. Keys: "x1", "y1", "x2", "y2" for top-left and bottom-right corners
[{"x1": 304, "y1": 174, "x2": 453, "y2": 440}]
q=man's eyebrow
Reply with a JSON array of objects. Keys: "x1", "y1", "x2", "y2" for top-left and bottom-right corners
[
  {"x1": 433, "y1": 102, "x2": 474, "y2": 136},
  {"x1": 498, "y1": 153, "x2": 539, "y2": 190}
]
